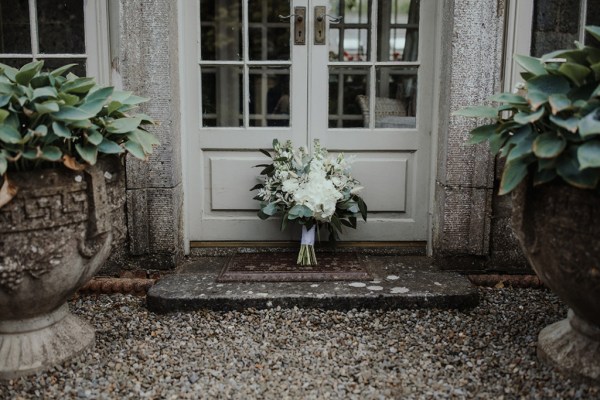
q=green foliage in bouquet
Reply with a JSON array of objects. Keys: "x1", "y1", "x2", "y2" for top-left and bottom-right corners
[
  {"x1": 455, "y1": 26, "x2": 600, "y2": 194},
  {"x1": 251, "y1": 139, "x2": 367, "y2": 241}
]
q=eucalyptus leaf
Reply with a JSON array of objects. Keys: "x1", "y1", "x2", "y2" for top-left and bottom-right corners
[{"x1": 261, "y1": 202, "x2": 279, "y2": 216}]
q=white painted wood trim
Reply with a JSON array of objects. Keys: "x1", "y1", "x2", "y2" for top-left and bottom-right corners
[
  {"x1": 503, "y1": 0, "x2": 534, "y2": 93},
  {"x1": 85, "y1": 0, "x2": 111, "y2": 85}
]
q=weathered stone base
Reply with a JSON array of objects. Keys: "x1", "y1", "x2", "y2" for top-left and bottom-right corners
[
  {"x1": 537, "y1": 310, "x2": 600, "y2": 384},
  {"x1": 0, "y1": 304, "x2": 94, "y2": 380}
]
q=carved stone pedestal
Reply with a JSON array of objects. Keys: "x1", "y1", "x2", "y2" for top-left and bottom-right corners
[
  {"x1": 538, "y1": 310, "x2": 600, "y2": 383},
  {"x1": 0, "y1": 166, "x2": 113, "y2": 379}
]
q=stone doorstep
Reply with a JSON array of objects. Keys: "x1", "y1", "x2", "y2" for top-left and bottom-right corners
[{"x1": 146, "y1": 256, "x2": 480, "y2": 313}]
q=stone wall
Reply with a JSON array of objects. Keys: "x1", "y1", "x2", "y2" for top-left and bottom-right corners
[
  {"x1": 432, "y1": 0, "x2": 505, "y2": 270},
  {"x1": 106, "y1": 0, "x2": 184, "y2": 271}
]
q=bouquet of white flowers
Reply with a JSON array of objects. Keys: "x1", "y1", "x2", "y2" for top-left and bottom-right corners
[{"x1": 251, "y1": 139, "x2": 367, "y2": 265}]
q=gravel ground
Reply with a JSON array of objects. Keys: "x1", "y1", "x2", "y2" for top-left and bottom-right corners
[{"x1": 1, "y1": 288, "x2": 599, "y2": 399}]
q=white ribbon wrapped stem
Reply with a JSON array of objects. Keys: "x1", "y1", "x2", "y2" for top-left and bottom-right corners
[{"x1": 301, "y1": 225, "x2": 316, "y2": 245}]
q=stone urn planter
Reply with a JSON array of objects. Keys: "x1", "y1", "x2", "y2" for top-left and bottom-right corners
[
  {"x1": 511, "y1": 181, "x2": 600, "y2": 383},
  {"x1": 0, "y1": 165, "x2": 115, "y2": 379}
]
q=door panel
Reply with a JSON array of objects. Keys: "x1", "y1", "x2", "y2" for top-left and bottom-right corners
[{"x1": 184, "y1": 0, "x2": 435, "y2": 242}]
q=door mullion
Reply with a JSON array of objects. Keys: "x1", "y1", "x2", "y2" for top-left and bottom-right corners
[{"x1": 242, "y1": 0, "x2": 250, "y2": 128}]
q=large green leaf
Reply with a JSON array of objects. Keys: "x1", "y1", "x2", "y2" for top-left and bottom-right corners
[
  {"x1": 549, "y1": 115, "x2": 579, "y2": 133},
  {"x1": 0, "y1": 63, "x2": 17, "y2": 81},
  {"x1": 489, "y1": 131, "x2": 509, "y2": 155},
  {"x1": 50, "y1": 63, "x2": 77, "y2": 77},
  {"x1": 526, "y1": 91, "x2": 549, "y2": 110},
  {"x1": 467, "y1": 124, "x2": 497, "y2": 144},
  {"x1": 78, "y1": 99, "x2": 106, "y2": 116},
  {"x1": 0, "y1": 109, "x2": 8, "y2": 124},
  {"x1": 533, "y1": 132, "x2": 566, "y2": 158},
  {"x1": 591, "y1": 62, "x2": 600, "y2": 81},
  {"x1": 32, "y1": 87, "x2": 58, "y2": 100},
  {"x1": 514, "y1": 55, "x2": 547, "y2": 76},
  {"x1": 541, "y1": 49, "x2": 587, "y2": 64},
  {"x1": 126, "y1": 129, "x2": 159, "y2": 153},
  {"x1": 75, "y1": 143, "x2": 98, "y2": 165},
  {"x1": 0, "y1": 82, "x2": 13, "y2": 95},
  {"x1": 58, "y1": 92, "x2": 80, "y2": 106},
  {"x1": 499, "y1": 159, "x2": 529, "y2": 195},
  {"x1": 35, "y1": 101, "x2": 60, "y2": 114},
  {"x1": 120, "y1": 94, "x2": 148, "y2": 106},
  {"x1": 61, "y1": 77, "x2": 95, "y2": 94},
  {"x1": 0, "y1": 156, "x2": 6, "y2": 175},
  {"x1": 527, "y1": 74, "x2": 571, "y2": 95},
  {"x1": 548, "y1": 94, "x2": 571, "y2": 114},
  {"x1": 578, "y1": 140, "x2": 600, "y2": 169},
  {"x1": 123, "y1": 141, "x2": 146, "y2": 160},
  {"x1": 453, "y1": 106, "x2": 499, "y2": 119},
  {"x1": 586, "y1": 26, "x2": 600, "y2": 43},
  {"x1": 106, "y1": 117, "x2": 142, "y2": 134},
  {"x1": 489, "y1": 92, "x2": 527, "y2": 105},
  {"x1": 557, "y1": 148, "x2": 600, "y2": 188},
  {"x1": 52, "y1": 121, "x2": 72, "y2": 138},
  {"x1": 533, "y1": 168, "x2": 557, "y2": 186},
  {"x1": 87, "y1": 129, "x2": 104, "y2": 145},
  {"x1": 86, "y1": 86, "x2": 114, "y2": 103},
  {"x1": 507, "y1": 132, "x2": 534, "y2": 162},
  {"x1": 15, "y1": 60, "x2": 43, "y2": 85},
  {"x1": 97, "y1": 138, "x2": 124, "y2": 154},
  {"x1": 40, "y1": 146, "x2": 62, "y2": 161},
  {"x1": 578, "y1": 109, "x2": 600, "y2": 138},
  {"x1": 558, "y1": 62, "x2": 591, "y2": 86},
  {"x1": 513, "y1": 108, "x2": 545, "y2": 124},
  {"x1": 0, "y1": 95, "x2": 10, "y2": 107},
  {"x1": 52, "y1": 106, "x2": 95, "y2": 121},
  {"x1": 111, "y1": 90, "x2": 133, "y2": 103},
  {"x1": 0, "y1": 125, "x2": 21, "y2": 143}
]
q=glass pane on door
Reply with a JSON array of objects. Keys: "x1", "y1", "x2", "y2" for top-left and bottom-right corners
[
  {"x1": 200, "y1": 0, "x2": 291, "y2": 128},
  {"x1": 327, "y1": 0, "x2": 420, "y2": 129}
]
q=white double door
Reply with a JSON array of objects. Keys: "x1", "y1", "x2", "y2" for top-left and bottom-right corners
[{"x1": 182, "y1": 0, "x2": 436, "y2": 242}]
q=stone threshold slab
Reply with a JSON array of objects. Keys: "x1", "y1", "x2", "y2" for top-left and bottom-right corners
[{"x1": 147, "y1": 256, "x2": 479, "y2": 313}]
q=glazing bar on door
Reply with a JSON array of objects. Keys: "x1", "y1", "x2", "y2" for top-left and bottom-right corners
[{"x1": 294, "y1": 7, "x2": 306, "y2": 45}]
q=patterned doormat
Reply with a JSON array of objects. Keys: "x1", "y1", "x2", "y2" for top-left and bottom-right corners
[{"x1": 216, "y1": 252, "x2": 371, "y2": 282}]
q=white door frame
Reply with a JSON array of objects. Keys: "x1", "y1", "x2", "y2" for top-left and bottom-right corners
[{"x1": 180, "y1": 0, "x2": 442, "y2": 253}]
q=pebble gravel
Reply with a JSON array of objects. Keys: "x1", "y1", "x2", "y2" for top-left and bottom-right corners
[{"x1": 1, "y1": 288, "x2": 599, "y2": 399}]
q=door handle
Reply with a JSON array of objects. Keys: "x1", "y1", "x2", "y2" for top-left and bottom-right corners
[
  {"x1": 314, "y1": 6, "x2": 326, "y2": 45},
  {"x1": 280, "y1": 7, "x2": 306, "y2": 45}
]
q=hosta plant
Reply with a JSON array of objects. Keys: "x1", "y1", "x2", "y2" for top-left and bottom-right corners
[
  {"x1": 0, "y1": 60, "x2": 157, "y2": 205},
  {"x1": 455, "y1": 26, "x2": 600, "y2": 194}
]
